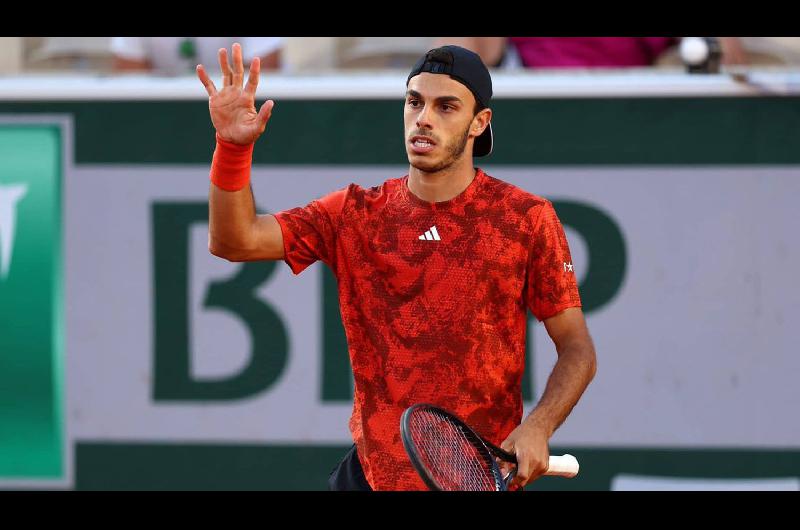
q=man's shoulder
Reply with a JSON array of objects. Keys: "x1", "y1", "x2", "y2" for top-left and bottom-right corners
[
  {"x1": 316, "y1": 176, "x2": 405, "y2": 215},
  {"x1": 336, "y1": 176, "x2": 405, "y2": 202},
  {"x1": 479, "y1": 170, "x2": 550, "y2": 214}
]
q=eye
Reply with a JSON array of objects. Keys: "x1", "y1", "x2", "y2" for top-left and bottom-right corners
[
  {"x1": 407, "y1": 99, "x2": 421, "y2": 108},
  {"x1": 441, "y1": 104, "x2": 455, "y2": 112}
]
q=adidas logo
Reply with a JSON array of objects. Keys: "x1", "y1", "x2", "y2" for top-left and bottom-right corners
[{"x1": 418, "y1": 226, "x2": 441, "y2": 241}]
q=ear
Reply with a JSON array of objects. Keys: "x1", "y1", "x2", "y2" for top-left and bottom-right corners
[{"x1": 470, "y1": 108, "x2": 493, "y2": 138}]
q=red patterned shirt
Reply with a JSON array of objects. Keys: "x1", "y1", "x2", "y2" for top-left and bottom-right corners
[{"x1": 274, "y1": 168, "x2": 581, "y2": 490}]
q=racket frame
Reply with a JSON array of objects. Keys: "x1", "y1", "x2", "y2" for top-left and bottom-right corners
[{"x1": 400, "y1": 403, "x2": 515, "y2": 491}]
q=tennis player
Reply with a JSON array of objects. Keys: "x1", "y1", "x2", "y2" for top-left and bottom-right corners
[{"x1": 198, "y1": 43, "x2": 597, "y2": 491}]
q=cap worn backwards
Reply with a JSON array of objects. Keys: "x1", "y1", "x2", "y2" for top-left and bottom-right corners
[{"x1": 406, "y1": 45, "x2": 494, "y2": 157}]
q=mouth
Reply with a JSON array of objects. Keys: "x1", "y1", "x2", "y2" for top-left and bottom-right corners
[{"x1": 408, "y1": 135, "x2": 437, "y2": 154}]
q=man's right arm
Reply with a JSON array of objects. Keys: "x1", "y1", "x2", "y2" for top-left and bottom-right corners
[
  {"x1": 208, "y1": 185, "x2": 284, "y2": 262},
  {"x1": 198, "y1": 43, "x2": 283, "y2": 263}
]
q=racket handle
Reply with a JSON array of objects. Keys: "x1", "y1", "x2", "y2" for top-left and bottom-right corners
[{"x1": 546, "y1": 454, "x2": 580, "y2": 478}]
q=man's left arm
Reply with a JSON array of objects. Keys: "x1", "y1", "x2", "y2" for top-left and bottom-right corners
[{"x1": 500, "y1": 306, "x2": 596, "y2": 488}]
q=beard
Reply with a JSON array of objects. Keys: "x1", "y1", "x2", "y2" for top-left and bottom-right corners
[{"x1": 409, "y1": 122, "x2": 471, "y2": 173}]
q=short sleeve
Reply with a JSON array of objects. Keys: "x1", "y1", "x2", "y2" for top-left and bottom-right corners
[
  {"x1": 273, "y1": 187, "x2": 348, "y2": 275},
  {"x1": 525, "y1": 200, "x2": 582, "y2": 321}
]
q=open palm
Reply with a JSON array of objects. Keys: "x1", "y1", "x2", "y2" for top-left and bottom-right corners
[{"x1": 197, "y1": 43, "x2": 274, "y2": 145}]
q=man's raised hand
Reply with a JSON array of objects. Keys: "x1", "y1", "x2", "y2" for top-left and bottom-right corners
[{"x1": 196, "y1": 42, "x2": 274, "y2": 145}]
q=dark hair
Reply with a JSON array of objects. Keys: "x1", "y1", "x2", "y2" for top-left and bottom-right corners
[{"x1": 473, "y1": 101, "x2": 486, "y2": 116}]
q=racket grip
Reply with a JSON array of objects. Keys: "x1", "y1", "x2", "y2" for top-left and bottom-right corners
[{"x1": 546, "y1": 454, "x2": 580, "y2": 478}]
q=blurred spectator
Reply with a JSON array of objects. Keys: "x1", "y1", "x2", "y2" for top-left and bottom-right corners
[
  {"x1": 111, "y1": 37, "x2": 283, "y2": 76},
  {"x1": 282, "y1": 38, "x2": 337, "y2": 72},
  {"x1": 0, "y1": 37, "x2": 22, "y2": 74},
  {"x1": 24, "y1": 37, "x2": 113, "y2": 73},
  {"x1": 431, "y1": 37, "x2": 508, "y2": 67},
  {"x1": 507, "y1": 37, "x2": 679, "y2": 68},
  {"x1": 433, "y1": 37, "x2": 678, "y2": 68},
  {"x1": 335, "y1": 37, "x2": 435, "y2": 69},
  {"x1": 747, "y1": 37, "x2": 800, "y2": 65},
  {"x1": 657, "y1": 37, "x2": 800, "y2": 67},
  {"x1": 433, "y1": 37, "x2": 756, "y2": 69}
]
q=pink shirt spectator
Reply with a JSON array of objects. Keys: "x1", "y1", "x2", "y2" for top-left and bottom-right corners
[{"x1": 509, "y1": 37, "x2": 678, "y2": 68}]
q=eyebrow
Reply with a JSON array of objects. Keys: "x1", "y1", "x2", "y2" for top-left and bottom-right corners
[{"x1": 406, "y1": 89, "x2": 463, "y2": 106}]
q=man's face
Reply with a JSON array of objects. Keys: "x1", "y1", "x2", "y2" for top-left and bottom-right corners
[{"x1": 404, "y1": 73, "x2": 485, "y2": 173}]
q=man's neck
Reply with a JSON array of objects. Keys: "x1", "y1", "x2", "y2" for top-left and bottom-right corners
[{"x1": 407, "y1": 158, "x2": 477, "y2": 203}]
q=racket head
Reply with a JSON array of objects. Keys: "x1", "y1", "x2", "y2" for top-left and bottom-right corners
[{"x1": 400, "y1": 403, "x2": 508, "y2": 491}]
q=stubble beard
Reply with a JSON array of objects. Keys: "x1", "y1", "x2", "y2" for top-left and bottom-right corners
[{"x1": 409, "y1": 122, "x2": 471, "y2": 174}]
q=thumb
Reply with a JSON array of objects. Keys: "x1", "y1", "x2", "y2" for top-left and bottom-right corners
[
  {"x1": 499, "y1": 437, "x2": 515, "y2": 456},
  {"x1": 499, "y1": 461, "x2": 514, "y2": 480},
  {"x1": 257, "y1": 99, "x2": 275, "y2": 129},
  {"x1": 498, "y1": 439, "x2": 516, "y2": 477}
]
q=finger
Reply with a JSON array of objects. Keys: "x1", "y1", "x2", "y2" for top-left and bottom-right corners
[
  {"x1": 196, "y1": 65, "x2": 218, "y2": 97},
  {"x1": 232, "y1": 42, "x2": 245, "y2": 88},
  {"x1": 245, "y1": 57, "x2": 260, "y2": 96},
  {"x1": 515, "y1": 455, "x2": 548, "y2": 488},
  {"x1": 257, "y1": 99, "x2": 275, "y2": 130},
  {"x1": 512, "y1": 458, "x2": 530, "y2": 488},
  {"x1": 498, "y1": 441, "x2": 520, "y2": 486},
  {"x1": 500, "y1": 462, "x2": 515, "y2": 481},
  {"x1": 218, "y1": 48, "x2": 233, "y2": 87}
]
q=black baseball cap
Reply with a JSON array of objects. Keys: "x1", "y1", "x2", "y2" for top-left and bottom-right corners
[{"x1": 407, "y1": 45, "x2": 493, "y2": 157}]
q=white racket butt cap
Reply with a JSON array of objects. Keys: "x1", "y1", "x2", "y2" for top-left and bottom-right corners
[{"x1": 546, "y1": 454, "x2": 580, "y2": 478}]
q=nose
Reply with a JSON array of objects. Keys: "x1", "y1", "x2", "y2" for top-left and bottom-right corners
[{"x1": 416, "y1": 103, "x2": 433, "y2": 130}]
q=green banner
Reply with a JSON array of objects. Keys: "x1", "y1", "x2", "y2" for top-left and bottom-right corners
[
  {"x1": 0, "y1": 124, "x2": 63, "y2": 480},
  {"x1": 0, "y1": 98, "x2": 798, "y2": 165}
]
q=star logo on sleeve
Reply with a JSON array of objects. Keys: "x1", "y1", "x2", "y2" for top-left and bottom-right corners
[{"x1": 563, "y1": 262, "x2": 574, "y2": 273}]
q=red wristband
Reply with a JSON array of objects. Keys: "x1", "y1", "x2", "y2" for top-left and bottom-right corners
[{"x1": 210, "y1": 133, "x2": 254, "y2": 192}]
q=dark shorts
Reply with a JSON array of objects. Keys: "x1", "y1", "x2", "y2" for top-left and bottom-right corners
[{"x1": 328, "y1": 444, "x2": 372, "y2": 491}]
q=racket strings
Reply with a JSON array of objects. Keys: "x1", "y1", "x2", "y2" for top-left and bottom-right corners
[{"x1": 408, "y1": 409, "x2": 501, "y2": 491}]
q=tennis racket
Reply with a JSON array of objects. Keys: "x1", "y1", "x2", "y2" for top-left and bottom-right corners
[{"x1": 400, "y1": 403, "x2": 579, "y2": 491}]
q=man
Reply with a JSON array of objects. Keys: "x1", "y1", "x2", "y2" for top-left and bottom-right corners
[{"x1": 197, "y1": 43, "x2": 596, "y2": 491}]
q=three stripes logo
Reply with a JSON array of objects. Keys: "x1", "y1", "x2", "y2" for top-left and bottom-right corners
[{"x1": 418, "y1": 226, "x2": 441, "y2": 241}]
